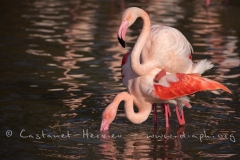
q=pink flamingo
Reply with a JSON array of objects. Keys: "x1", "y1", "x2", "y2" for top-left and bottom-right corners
[
  {"x1": 117, "y1": 7, "x2": 198, "y2": 127},
  {"x1": 117, "y1": 7, "x2": 220, "y2": 126},
  {"x1": 100, "y1": 7, "x2": 231, "y2": 131},
  {"x1": 100, "y1": 51, "x2": 231, "y2": 131}
]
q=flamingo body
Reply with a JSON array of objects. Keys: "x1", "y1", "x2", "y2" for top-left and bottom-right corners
[
  {"x1": 142, "y1": 25, "x2": 194, "y2": 73},
  {"x1": 121, "y1": 52, "x2": 231, "y2": 104},
  {"x1": 100, "y1": 7, "x2": 231, "y2": 131}
]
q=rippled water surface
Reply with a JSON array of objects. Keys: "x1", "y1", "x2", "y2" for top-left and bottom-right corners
[{"x1": 1, "y1": 0, "x2": 240, "y2": 159}]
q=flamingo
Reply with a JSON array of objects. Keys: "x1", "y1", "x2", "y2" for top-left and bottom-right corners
[
  {"x1": 117, "y1": 7, "x2": 198, "y2": 127},
  {"x1": 100, "y1": 7, "x2": 232, "y2": 131},
  {"x1": 100, "y1": 51, "x2": 231, "y2": 131},
  {"x1": 117, "y1": 7, "x2": 209, "y2": 127}
]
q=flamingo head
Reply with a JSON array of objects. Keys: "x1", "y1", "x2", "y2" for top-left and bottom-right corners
[
  {"x1": 117, "y1": 7, "x2": 141, "y2": 48},
  {"x1": 100, "y1": 103, "x2": 118, "y2": 131}
]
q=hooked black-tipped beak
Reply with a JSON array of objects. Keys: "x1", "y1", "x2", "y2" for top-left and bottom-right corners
[
  {"x1": 117, "y1": 20, "x2": 129, "y2": 48},
  {"x1": 118, "y1": 36, "x2": 125, "y2": 48}
]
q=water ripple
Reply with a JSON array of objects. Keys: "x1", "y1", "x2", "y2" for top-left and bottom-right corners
[{"x1": 1, "y1": 0, "x2": 239, "y2": 159}]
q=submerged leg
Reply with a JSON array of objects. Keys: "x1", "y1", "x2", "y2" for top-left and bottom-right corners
[
  {"x1": 161, "y1": 103, "x2": 171, "y2": 128},
  {"x1": 152, "y1": 103, "x2": 158, "y2": 126},
  {"x1": 175, "y1": 106, "x2": 185, "y2": 126}
]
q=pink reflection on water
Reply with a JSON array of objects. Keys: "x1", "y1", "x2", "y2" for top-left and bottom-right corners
[
  {"x1": 190, "y1": 0, "x2": 239, "y2": 83},
  {"x1": 99, "y1": 126, "x2": 190, "y2": 159}
]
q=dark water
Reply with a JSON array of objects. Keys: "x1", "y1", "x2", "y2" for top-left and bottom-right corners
[{"x1": 0, "y1": 0, "x2": 240, "y2": 159}]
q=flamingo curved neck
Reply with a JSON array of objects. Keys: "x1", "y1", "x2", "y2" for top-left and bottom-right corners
[
  {"x1": 131, "y1": 9, "x2": 152, "y2": 76},
  {"x1": 114, "y1": 92, "x2": 151, "y2": 124}
]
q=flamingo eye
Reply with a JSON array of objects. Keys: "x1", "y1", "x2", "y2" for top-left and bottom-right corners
[
  {"x1": 105, "y1": 115, "x2": 109, "y2": 119},
  {"x1": 127, "y1": 15, "x2": 131, "y2": 20}
]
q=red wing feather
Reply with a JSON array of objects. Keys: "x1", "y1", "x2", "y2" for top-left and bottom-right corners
[{"x1": 154, "y1": 73, "x2": 231, "y2": 100}]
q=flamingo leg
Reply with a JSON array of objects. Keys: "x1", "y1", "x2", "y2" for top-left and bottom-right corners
[
  {"x1": 152, "y1": 103, "x2": 158, "y2": 126},
  {"x1": 161, "y1": 103, "x2": 171, "y2": 128},
  {"x1": 175, "y1": 106, "x2": 185, "y2": 126},
  {"x1": 165, "y1": 105, "x2": 169, "y2": 128}
]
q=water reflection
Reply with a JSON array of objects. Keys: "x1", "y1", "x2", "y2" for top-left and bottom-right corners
[
  {"x1": 1, "y1": 0, "x2": 239, "y2": 159},
  {"x1": 190, "y1": 0, "x2": 240, "y2": 82},
  {"x1": 188, "y1": 1, "x2": 239, "y2": 136},
  {"x1": 99, "y1": 126, "x2": 191, "y2": 159}
]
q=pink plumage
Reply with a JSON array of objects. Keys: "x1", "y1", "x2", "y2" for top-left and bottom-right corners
[{"x1": 100, "y1": 7, "x2": 231, "y2": 131}]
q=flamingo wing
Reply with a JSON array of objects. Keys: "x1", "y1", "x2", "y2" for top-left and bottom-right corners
[{"x1": 154, "y1": 73, "x2": 231, "y2": 100}]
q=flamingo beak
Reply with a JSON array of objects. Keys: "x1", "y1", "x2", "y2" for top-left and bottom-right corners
[
  {"x1": 100, "y1": 118, "x2": 109, "y2": 131},
  {"x1": 117, "y1": 20, "x2": 129, "y2": 48}
]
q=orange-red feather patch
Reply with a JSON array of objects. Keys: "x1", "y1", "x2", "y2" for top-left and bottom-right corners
[{"x1": 154, "y1": 73, "x2": 231, "y2": 100}]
